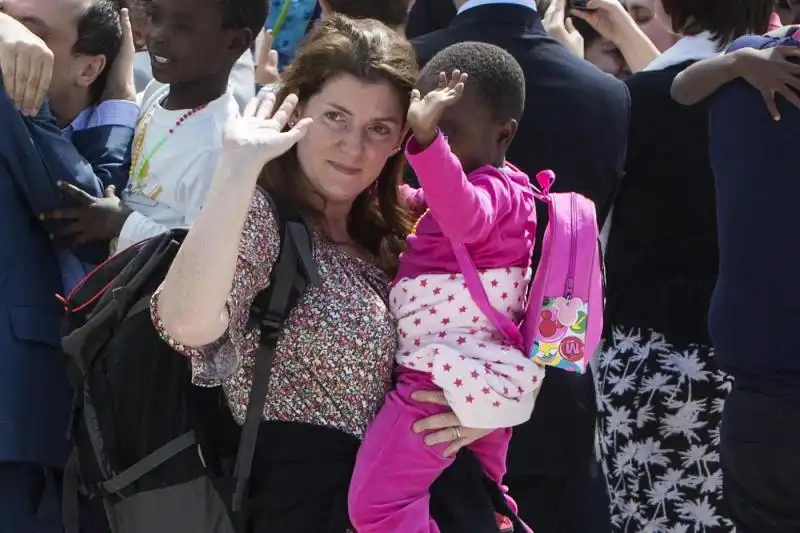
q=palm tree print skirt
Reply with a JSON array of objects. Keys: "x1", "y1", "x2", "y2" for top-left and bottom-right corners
[{"x1": 596, "y1": 326, "x2": 735, "y2": 533}]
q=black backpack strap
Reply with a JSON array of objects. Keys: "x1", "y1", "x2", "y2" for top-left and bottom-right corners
[
  {"x1": 231, "y1": 189, "x2": 319, "y2": 515},
  {"x1": 62, "y1": 232, "x2": 180, "y2": 368}
]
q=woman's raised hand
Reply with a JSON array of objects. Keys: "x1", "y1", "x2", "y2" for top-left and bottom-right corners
[
  {"x1": 222, "y1": 91, "x2": 312, "y2": 168},
  {"x1": 570, "y1": 0, "x2": 631, "y2": 44}
]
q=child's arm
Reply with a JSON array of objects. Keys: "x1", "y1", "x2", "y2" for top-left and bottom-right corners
[
  {"x1": 405, "y1": 71, "x2": 509, "y2": 244},
  {"x1": 398, "y1": 183, "x2": 427, "y2": 217},
  {"x1": 670, "y1": 53, "x2": 740, "y2": 105},
  {"x1": 671, "y1": 36, "x2": 800, "y2": 119}
]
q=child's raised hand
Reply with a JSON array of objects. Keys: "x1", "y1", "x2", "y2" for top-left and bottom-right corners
[
  {"x1": 222, "y1": 91, "x2": 312, "y2": 168},
  {"x1": 407, "y1": 70, "x2": 468, "y2": 146}
]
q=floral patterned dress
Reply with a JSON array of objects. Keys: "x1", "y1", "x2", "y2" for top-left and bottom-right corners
[
  {"x1": 151, "y1": 188, "x2": 397, "y2": 440},
  {"x1": 598, "y1": 61, "x2": 734, "y2": 533}
]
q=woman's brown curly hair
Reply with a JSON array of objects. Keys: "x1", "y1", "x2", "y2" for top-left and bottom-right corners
[{"x1": 259, "y1": 14, "x2": 418, "y2": 278}]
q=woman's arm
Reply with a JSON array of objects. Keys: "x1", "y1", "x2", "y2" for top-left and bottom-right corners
[
  {"x1": 607, "y1": 17, "x2": 661, "y2": 73},
  {"x1": 571, "y1": 0, "x2": 660, "y2": 73},
  {"x1": 156, "y1": 153, "x2": 263, "y2": 347},
  {"x1": 157, "y1": 93, "x2": 311, "y2": 347}
]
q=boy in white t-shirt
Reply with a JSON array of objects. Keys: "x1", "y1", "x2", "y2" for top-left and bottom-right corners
[{"x1": 52, "y1": 0, "x2": 268, "y2": 252}]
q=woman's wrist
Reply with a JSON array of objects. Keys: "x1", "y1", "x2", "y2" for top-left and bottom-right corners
[
  {"x1": 215, "y1": 151, "x2": 266, "y2": 187},
  {"x1": 602, "y1": 2, "x2": 634, "y2": 43},
  {"x1": 610, "y1": 14, "x2": 646, "y2": 48},
  {"x1": 611, "y1": 19, "x2": 661, "y2": 72}
]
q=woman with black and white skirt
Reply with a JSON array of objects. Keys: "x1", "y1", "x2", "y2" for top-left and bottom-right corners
[{"x1": 593, "y1": 0, "x2": 773, "y2": 531}]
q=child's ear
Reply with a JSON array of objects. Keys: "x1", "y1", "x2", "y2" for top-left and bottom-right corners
[
  {"x1": 497, "y1": 119, "x2": 518, "y2": 151},
  {"x1": 229, "y1": 28, "x2": 253, "y2": 55}
]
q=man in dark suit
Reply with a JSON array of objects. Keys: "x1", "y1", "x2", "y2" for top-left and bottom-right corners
[
  {"x1": 410, "y1": 2, "x2": 629, "y2": 532},
  {"x1": 0, "y1": 1, "x2": 135, "y2": 531},
  {"x1": 406, "y1": 0, "x2": 457, "y2": 38}
]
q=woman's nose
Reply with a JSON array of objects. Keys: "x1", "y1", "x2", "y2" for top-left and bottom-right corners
[{"x1": 338, "y1": 128, "x2": 364, "y2": 157}]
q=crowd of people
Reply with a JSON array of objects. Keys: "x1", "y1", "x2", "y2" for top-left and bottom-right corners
[{"x1": 0, "y1": 0, "x2": 798, "y2": 532}]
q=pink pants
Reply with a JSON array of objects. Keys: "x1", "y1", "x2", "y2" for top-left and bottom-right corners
[{"x1": 348, "y1": 369, "x2": 514, "y2": 533}]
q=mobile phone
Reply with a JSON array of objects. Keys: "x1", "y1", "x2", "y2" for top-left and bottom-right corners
[{"x1": 569, "y1": 0, "x2": 592, "y2": 9}]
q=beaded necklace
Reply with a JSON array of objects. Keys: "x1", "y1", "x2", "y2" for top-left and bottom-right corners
[{"x1": 128, "y1": 99, "x2": 208, "y2": 196}]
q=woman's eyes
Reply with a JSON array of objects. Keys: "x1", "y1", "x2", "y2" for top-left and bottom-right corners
[
  {"x1": 370, "y1": 124, "x2": 392, "y2": 136},
  {"x1": 322, "y1": 111, "x2": 393, "y2": 137},
  {"x1": 324, "y1": 111, "x2": 346, "y2": 122}
]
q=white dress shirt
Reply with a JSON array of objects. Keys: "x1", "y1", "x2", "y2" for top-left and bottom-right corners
[{"x1": 457, "y1": 0, "x2": 536, "y2": 15}]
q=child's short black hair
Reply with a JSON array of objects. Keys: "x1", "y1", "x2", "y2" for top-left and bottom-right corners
[
  {"x1": 419, "y1": 41, "x2": 525, "y2": 123},
  {"x1": 218, "y1": 0, "x2": 269, "y2": 41}
]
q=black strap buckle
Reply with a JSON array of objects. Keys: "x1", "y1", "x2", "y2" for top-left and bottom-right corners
[{"x1": 259, "y1": 313, "x2": 284, "y2": 331}]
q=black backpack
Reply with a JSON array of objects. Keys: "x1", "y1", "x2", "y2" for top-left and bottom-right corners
[{"x1": 59, "y1": 190, "x2": 320, "y2": 533}]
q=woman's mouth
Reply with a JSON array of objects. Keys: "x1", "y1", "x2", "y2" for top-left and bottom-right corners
[{"x1": 327, "y1": 161, "x2": 361, "y2": 176}]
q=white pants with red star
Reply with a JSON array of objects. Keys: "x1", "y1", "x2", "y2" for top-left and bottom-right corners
[{"x1": 390, "y1": 268, "x2": 545, "y2": 428}]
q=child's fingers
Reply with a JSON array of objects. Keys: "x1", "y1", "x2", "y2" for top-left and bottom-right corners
[
  {"x1": 761, "y1": 89, "x2": 781, "y2": 121},
  {"x1": 267, "y1": 49, "x2": 279, "y2": 69},
  {"x1": 777, "y1": 82, "x2": 800, "y2": 111},
  {"x1": 410, "y1": 88, "x2": 421, "y2": 102},
  {"x1": 57, "y1": 181, "x2": 96, "y2": 205},
  {"x1": 260, "y1": 29, "x2": 274, "y2": 59},
  {"x1": 437, "y1": 71, "x2": 447, "y2": 88},
  {"x1": 448, "y1": 69, "x2": 461, "y2": 89},
  {"x1": 782, "y1": 74, "x2": 800, "y2": 103}
]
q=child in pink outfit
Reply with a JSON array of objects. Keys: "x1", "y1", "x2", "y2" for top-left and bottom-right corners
[{"x1": 349, "y1": 43, "x2": 542, "y2": 533}]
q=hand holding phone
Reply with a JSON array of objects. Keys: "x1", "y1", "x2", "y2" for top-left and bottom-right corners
[{"x1": 543, "y1": 0, "x2": 585, "y2": 57}]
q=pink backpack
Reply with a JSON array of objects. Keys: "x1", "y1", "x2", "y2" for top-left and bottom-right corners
[{"x1": 451, "y1": 169, "x2": 604, "y2": 374}]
